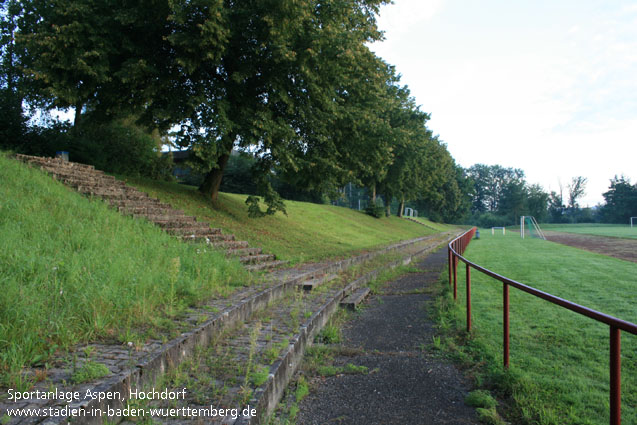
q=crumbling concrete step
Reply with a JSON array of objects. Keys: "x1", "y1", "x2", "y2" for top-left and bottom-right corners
[
  {"x1": 17, "y1": 154, "x2": 96, "y2": 171},
  {"x1": 239, "y1": 253, "x2": 276, "y2": 264},
  {"x1": 140, "y1": 214, "x2": 194, "y2": 223},
  {"x1": 245, "y1": 259, "x2": 289, "y2": 272},
  {"x1": 109, "y1": 199, "x2": 165, "y2": 209},
  {"x1": 53, "y1": 174, "x2": 118, "y2": 185},
  {"x1": 226, "y1": 247, "x2": 263, "y2": 257},
  {"x1": 181, "y1": 232, "x2": 233, "y2": 242},
  {"x1": 66, "y1": 182, "x2": 127, "y2": 193},
  {"x1": 211, "y1": 240, "x2": 250, "y2": 250},
  {"x1": 165, "y1": 225, "x2": 219, "y2": 235},
  {"x1": 299, "y1": 273, "x2": 338, "y2": 291},
  {"x1": 128, "y1": 208, "x2": 185, "y2": 217},
  {"x1": 91, "y1": 190, "x2": 150, "y2": 201},
  {"x1": 340, "y1": 287, "x2": 371, "y2": 310},
  {"x1": 154, "y1": 220, "x2": 210, "y2": 230}
]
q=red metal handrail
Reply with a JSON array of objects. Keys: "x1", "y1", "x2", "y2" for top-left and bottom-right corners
[{"x1": 448, "y1": 227, "x2": 637, "y2": 425}]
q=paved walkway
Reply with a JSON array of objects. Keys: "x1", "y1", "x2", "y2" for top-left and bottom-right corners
[{"x1": 297, "y1": 248, "x2": 478, "y2": 425}]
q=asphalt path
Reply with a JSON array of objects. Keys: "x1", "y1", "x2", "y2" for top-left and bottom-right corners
[{"x1": 297, "y1": 248, "x2": 478, "y2": 425}]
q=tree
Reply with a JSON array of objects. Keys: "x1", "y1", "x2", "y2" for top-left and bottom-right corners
[
  {"x1": 173, "y1": 0, "x2": 391, "y2": 215},
  {"x1": 0, "y1": 0, "x2": 27, "y2": 145},
  {"x1": 567, "y1": 176, "x2": 587, "y2": 209},
  {"x1": 600, "y1": 176, "x2": 637, "y2": 223},
  {"x1": 466, "y1": 164, "x2": 525, "y2": 213}
]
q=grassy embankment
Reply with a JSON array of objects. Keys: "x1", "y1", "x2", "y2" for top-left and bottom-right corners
[
  {"x1": 437, "y1": 231, "x2": 637, "y2": 424},
  {"x1": 0, "y1": 152, "x2": 252, "y2": 387},
  {"x1": 0, "y1": 152, "x2": 434, "y2": 387},
  {"x1": 126, "y1": 177, "x2": 437, "y2": 264},
  {"x1": 541, "y1": 223, "x2": 637, "y2": 239}
]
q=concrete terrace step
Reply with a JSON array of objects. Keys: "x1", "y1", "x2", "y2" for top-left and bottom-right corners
[
  {"x1": 166, "y1": 225, "x2": 225, "y2": 236},
  {"x1": 299, "y1": 273, "x2": 338, "y2": 291},
  {"x1": 17, "y1": 154, "x2": 96, "y2": 171},
  {"x1": 340, "y1": 287, "x2": 371, "y2": 310},
  {"x1": 245, "y1": 259, "x2": 289, "y2": 272},
  {"x1": 211, "y1": 240, "x2": 251, "y2": 250},
  {"x1": 109, "y1": 199, "x2": 166, "y2": 209},
  {"x1": 141, "y1": 214, "x2": 195, "y2": 223},
  {"x1": 52, "y1": 173, "x2": 118, "y2": 185},
  {"x1": 153, "y1": 219, "x2": 210, "y2": 229},
  {"x1": 225, "y1": 247, "x2": 263, "y2": 257},
  {"x1": 239, "y1": 253, "x2": 276, "y2": 264},
  {"x1": 128, "y1": 208, "x2": 185, "y2": 217},
  {"x1": 181, "y1": 232, "x2": 234, "y2": 242}
]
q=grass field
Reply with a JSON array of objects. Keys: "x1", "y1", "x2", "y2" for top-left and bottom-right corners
[
  {"x1": 538, "y1": 223, "x2": 637, "y2": 239},
  {"x1": 439, "y1": 230, "x2": 637, "y2": 425},
  {"x1": 126, "y1": 177, "x2": 434, "y2": 264}
]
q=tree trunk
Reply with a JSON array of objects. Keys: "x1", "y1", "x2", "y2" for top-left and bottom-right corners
[
  {"x1": 385, "y1": 194, "x2": 391, "y2": 217},
  {"x1": 398, "y1": 198, "x2": 405, "y2": 217},
  {"x1": 371, "y1": 185, "x2": 376, "y2": 203},
  {"x1": 199, "y1": 152, "x2": 231, "y2": 202},
  {"x1": 74, "y1": 102, "x2": 83, "y2": 128}
]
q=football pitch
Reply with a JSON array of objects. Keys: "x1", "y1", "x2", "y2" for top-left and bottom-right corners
[
  {"x1": 541, "y1": 223, "x2": 637, "y2": 239},
  {"x1": 449, "y1": 231, "x2": 637, "y2": 424}
]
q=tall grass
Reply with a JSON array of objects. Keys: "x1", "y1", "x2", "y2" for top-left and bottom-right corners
[
  {"x1": 438, "y1": 231, "x2": 637, "y2": 424},
  {"x1": 0, "y1": 153, "x2": 250, "y2": 386}
]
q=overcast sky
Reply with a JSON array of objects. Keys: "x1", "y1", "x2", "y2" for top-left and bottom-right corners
[{"x1": 370, "y1": 0, "x2": 637, "y2": 207}]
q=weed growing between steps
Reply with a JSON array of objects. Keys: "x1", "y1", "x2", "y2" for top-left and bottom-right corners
[{"x1": 0, "y1": 153, "x2": 251, "y2": 388}]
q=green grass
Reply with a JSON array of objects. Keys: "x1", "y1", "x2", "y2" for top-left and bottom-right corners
[
  {"x1": 124, "y1": 177, "x2": 435, "y2": 264},
  {"x1": 541, "y1": 223, "x2": 637, "y2": 239},
  {"x1": 408, "y1": 216, "x2": 456, "y2": 232},
  {"x1": 441, "y1": 230, "x2": 637, "y2": 424},
  {"x1": 0, "y1": 152, "x2": 250, "y2": 387}
]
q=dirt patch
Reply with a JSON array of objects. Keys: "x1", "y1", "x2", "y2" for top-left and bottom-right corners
[{"x1": 544, "y1": 231, "x2": 637, "y2": 263}]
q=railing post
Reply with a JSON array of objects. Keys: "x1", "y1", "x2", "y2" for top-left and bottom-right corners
[
  {"x1": 448, "y1": 247, "x2": 452, "y2": 287},
  {"x1": 466, "y1": 263, "x2": 471, "y2": 332},
  {"x1": 453, "y1": 255, "x2": 458, "y2": 300},
  {"x1": 610, "y1": 326, "x2": 621, "y2": 425},
  {"x1": 503, "y1": 283, "x2": 510, "y2": 368}
]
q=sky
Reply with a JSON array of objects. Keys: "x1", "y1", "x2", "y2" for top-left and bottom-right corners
[{"x1": 369, "y1": 0, "x2": 637, "y2": 207}]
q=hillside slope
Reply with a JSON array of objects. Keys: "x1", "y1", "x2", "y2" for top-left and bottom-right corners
[
  {"x1": 0, "y1": 153, "x2": 250, "y2": 385},
  {"x1": 126, "y1": 177, "x2": 435, "y2": 263}
]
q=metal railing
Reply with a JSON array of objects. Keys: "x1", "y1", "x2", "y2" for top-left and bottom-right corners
[{"x1": 448, "y1": 227, "x2": 637, "y2": 425}]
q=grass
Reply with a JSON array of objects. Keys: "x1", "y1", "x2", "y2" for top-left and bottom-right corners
[
  {"x1": 438, "y1": 230, "x2": 637, "y2": 424},
  {"x1": 0, "y1": 152, "x2": 251, "y2": 387},
  {"x1": 124, "y1": 177, "x2": 435, "y2": 264},
  {"x1": 541, "y1": 223, "x2": 637, "y2": 239},
  {"x1": 408, "y1": 216, "x2": 456, "y2": 232}
]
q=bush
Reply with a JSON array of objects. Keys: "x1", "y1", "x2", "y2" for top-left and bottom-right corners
[{"x1": 69, "y1": 121, "x2": 173, "y2": 180}]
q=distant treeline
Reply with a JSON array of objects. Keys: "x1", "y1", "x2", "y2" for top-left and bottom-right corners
[{"x1": 464, "y1": 164, "x2": 637, "y2": 226}]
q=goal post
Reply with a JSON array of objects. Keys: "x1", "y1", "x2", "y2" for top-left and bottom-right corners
[
  {"x1": 491, "y1": 227, "x2": 506, "y2": 235},
  {"x1": 520, "y1": 216, "x2": 546, "y2": 240},
  {"x1": 631, "y1": 217, "x2": 637, "y2": 228}
]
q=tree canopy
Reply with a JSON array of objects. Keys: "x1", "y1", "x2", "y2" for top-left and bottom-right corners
[{"x1": 2, "y1": 0, "x2": 470, "y2": 221}]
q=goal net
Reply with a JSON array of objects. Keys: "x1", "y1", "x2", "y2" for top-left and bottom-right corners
[{"x1": 520, "y1": 216, "x2": 546, "y2": 240}]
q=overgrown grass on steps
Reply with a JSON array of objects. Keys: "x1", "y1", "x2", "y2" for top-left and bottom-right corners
[
  {"x1": 125, "y1": 177, "x2": 436, "y2": 264},
  {"x1": 0, "y1": 152, "x2": 251, "y2": 387}
]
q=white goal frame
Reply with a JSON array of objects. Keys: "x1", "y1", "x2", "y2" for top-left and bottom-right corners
[
  {"x1": 520, "y1": 216, "x2": 546, "y2": 240},
  {"x1": 631, "y1": 217, "x2": 637, "y2": 228},
  {"x1": 491, "y1": 227, "x2": 506, "y2": 235}
]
